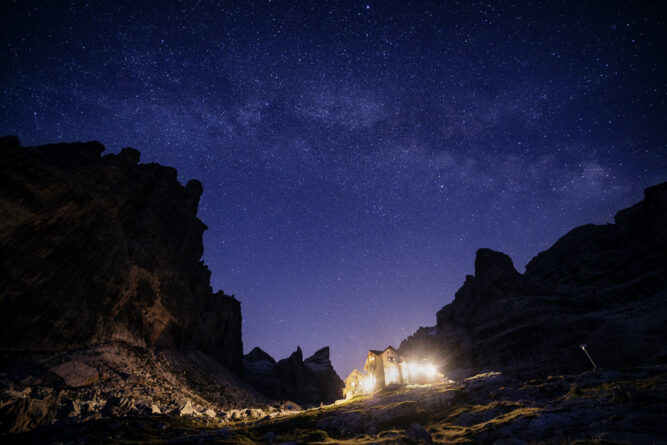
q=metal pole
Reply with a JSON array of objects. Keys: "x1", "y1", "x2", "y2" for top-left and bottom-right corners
[{"x1": 580, "y1": 344, "x2": 598, "y2": 371}]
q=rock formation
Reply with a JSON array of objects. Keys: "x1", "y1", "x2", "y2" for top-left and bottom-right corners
[
  {"x1": 401, "y1": 182, "x2": 667, "y2": 379},
  {"x1": 0, "y1": 136, "x2": 349, "y2": 434},
  {"x1": 0, "y1": 136, "x2": 242, "y2": 374},
  {"x1": 244, "y1": 346, "x2": 344, "y2": 406},
  {"x1": 0, "y1": 344, "x2": 269, "y2": 434}
]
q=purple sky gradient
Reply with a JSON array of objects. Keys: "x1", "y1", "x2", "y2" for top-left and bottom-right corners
[{"x1": 1, "y1": 0, "x2": 665, "y2": 378}]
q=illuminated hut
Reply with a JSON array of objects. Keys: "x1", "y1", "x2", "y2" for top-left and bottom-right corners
[
  {"x1": 342, "y1": 346, "x2": 442, "y2": 398},
  {"x1": 364, "y1": 346, "x2": 403, "y2": 389},
  {"x1": 343, "y1": 369, "x2": 368, "y2": 399}
]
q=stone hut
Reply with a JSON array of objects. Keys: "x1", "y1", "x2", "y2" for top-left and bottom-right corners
[
  {"x1": 343, "y1": 369, "x2": 366, "y2": 399},
  {"x1": 364, "y1": 346, "x2": 404, "y2": 389}
]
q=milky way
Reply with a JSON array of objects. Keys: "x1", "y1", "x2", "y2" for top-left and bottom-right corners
[{"x1": 1, "y1": 1, "x2": 665, "y2": 377}]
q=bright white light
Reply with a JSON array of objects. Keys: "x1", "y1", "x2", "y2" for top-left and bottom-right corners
[
  {"x1": 406, "y1": 362, "x2": 437, "y2": 381},
  {"x1": 386, "y1": 367, "x2": 399, "y2": 384}
]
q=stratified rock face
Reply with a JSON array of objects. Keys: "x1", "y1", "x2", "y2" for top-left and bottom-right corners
[
  {"x1": 0, "y1": 136, "x2": 242, "y2": 375},
  {"x1": 244, "y1": 346, "x2": 344, "y2": 406},
  {"x1": 401, "y1": 182, "x2": 667, "y2": 379}
]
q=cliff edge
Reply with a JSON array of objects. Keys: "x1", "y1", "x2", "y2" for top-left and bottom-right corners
[
  {"x1": 401, "y1": 182, "x2": 667, "y2": 378},
  {"x1": 0, "y1": 136, "x2": 242, "y2": 375}
]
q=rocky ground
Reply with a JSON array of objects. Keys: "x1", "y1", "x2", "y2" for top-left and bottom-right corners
[
  {"x1": 0, "y1": 342, "x2": 278, "y2": 435},
  {"x1": 5, "y1": 365, "x2": 665, "y2": 444}
]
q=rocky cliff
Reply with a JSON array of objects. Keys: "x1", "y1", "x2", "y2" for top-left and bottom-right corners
[
  {"x1": 0, "y1": 136, "x2": 242, "y2": 375},
  {"x1": 401, "y1": 182, "x2": 667, "y2": 379},
  {"x1": 244, "y1": 346, "x2": 344, "y2": 406}
]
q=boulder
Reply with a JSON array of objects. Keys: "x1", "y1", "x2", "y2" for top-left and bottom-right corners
[
  {"x1": 49, "y1": 361, "x2": 99, "y2": 387},
  {"x1": 405, "y1": 422, "x2": 433, "y2": 444}
]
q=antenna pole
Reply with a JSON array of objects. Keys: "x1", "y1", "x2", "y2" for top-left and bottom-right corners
[{"x1": 580, "y1": 344, "x2": 598, "y2": 371}]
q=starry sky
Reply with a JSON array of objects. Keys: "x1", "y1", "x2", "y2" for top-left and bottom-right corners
[{"x1": 1, "y1": 1, "x2": 665, "y2": 378}]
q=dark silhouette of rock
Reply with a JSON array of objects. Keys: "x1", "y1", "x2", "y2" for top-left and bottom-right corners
[
  {"x1": 0, "y1": 136, "x2": 242, "y2": 375},
  {"x1": 401, "y1": 182, "x2": 667, "y2": 379},
  {"x1": 244, "y1": 346, "x2": 344, "y2": 406},
  {"x1": 245, "y1": 346, "x2": 277, "y2": 365}
]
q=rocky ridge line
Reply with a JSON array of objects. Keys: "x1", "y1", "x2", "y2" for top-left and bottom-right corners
[
  {"x1": 244, "y1": 346, "x2": 344, "y2": 406},
  {"x1": 401, "y1": 182, "x2": 667, "y2": 378}
]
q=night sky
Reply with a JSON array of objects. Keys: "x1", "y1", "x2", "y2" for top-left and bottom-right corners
[{"x1": 1, "y1": 1, "x2": 665, "y2": 378}]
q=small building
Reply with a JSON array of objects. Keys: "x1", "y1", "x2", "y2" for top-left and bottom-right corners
[
  {"x1": 343, "y1": 369, "x2": 367, "y2": 399},
  {"x1": 364, "y1": 346, "x2": 404, "y2": 388},
  {"x1": 341, "y1": 346, "x2": 442, "y2": 400}
]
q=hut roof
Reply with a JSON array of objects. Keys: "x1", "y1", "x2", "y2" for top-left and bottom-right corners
[
  {"x1": 369, "y1": 346, "x2": 398, "y2": 356},
  {"x1": 344, "y1": 369, "x2": 366, "y2": 383}
]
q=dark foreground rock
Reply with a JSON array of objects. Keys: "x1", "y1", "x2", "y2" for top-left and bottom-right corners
[
  {"x1": 401, "y1": 182, "x2": 667, "y2": 379},
  {"x1": 0, "y1": 342, "x2": 270, "y2": 435},
  {"x1": 10, "y1": 366, "x2": 666, "y2": 444},
  {"x1": 244, "y1": 346, "x2": 344, "y2": 406},
  {"x1": 0, "y1": 136, "x2": 242, "y2": 375}
]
